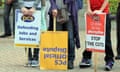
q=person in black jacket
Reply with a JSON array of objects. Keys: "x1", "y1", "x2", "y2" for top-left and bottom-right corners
[{"x1": 115, "y1": 1, "x2": 120, "y2": 60}]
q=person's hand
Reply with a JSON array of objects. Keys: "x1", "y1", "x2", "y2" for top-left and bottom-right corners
[
  {"x1": 28, "y1": 7, "x2": 36, "y2": 16},
  {"x1": 93, "y1": 10, "x2": 102, "y2": 14},
  {"x1": 86, "y1": 9, "x2": 94, "y2": 15},
  {"x1": 52, "y1": 9, "x2": 58, "y2": 17},
  {"x1": 21, "y1": 7, "x2": 29, "y2": 15},
  {"x1": 6, "y1": 0, "x2": 13, "y2": 5}
]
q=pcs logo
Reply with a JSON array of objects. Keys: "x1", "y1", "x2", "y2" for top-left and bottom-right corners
[
  {"x1": 21, "y1": 15, "x2": 35, "y2": 22},
  {"x1": 92, "y1": 15, "x2": 100, "y2": 22}
]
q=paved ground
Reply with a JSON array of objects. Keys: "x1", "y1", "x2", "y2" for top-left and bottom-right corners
[{"x1": 0, "y1": 6, "x2": 120, "y2": 72}]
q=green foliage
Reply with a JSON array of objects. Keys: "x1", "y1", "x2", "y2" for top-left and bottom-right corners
[{"x1": 109, "y1": 0, "x2": 118, "y2": 14}]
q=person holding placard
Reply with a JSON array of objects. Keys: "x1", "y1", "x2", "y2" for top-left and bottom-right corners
[
  {"x1": 18, "y1": 0, "x2": 47, "y2": 67},
  {"x1": 49, "y1": 0, "x2": 80, "y2": 69},
  {"x1": 79, "y1": 0, "x2": 114, "y2": 71}
]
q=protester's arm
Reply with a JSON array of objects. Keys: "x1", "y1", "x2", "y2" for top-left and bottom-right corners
[
  {"x1": 50, "y1": 0, "x2": 58, "y2": 17},
  {"x1": 100, "y1": 0, "x2": 108, "y2": 11},
  {"x1": 50, "y1": 0, "x2": 57, "y2": 10},
  {"x1": 18, "y1": 0, "x2": 29, "y2": 15},
  {"x1": 87, "y1": 0, "x2": 93, "y2": 15},
  {"x1": 28, "y1": 0, "x2": 41, "y2": 16},
  {"x1": 93, "y1": 0, "x2": 108, "y2": 13}
]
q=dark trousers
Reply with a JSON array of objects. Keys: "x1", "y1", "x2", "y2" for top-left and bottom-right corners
[
  {"x1": 116, "y1": 3, "x2": 120, "y2": 55},
  {"x1": 48, "y1": 15, "x2": 75, "y2": 61},
  {"x1": 82, "y1": 14, "x2": 114, "y2": 62},
  {"x1": 28, "y1": 48, "x2": 39, "y2": 61},
  {"x1": 4, "y1": 2, "x2": 15, "y2": 35}
]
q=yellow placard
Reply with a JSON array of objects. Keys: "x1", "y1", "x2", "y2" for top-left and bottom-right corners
[{"x1": 40, "y1": 31, "x2": 68, "y2": 70}]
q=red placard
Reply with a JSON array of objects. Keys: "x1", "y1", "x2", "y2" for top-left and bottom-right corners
[{"x1": 85, "y1": 13, "x2": 106, "y2": 53}]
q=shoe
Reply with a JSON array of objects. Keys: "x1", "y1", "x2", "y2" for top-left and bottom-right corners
[
  {"x1": 105, "y1": 61, "x2": 114, "y2": 71},
  {"x1": 31, "y1": 60, "x2": 39, "y2": 67},
  {"x1": 68, "y1": 61, "x2": 74, "y2": 69},
  {"x1": 0, "y1": 34, "x2": 11, "y2": 38},
  {"x1": 24, "y1": 60, "x2": 32, "y2": 67},
  {"x1": 115, "y1": 55, "x2": 120, "y2": 60},
  {"x1": 79, "y1": 58, "x2": 92, "y2": 68}
]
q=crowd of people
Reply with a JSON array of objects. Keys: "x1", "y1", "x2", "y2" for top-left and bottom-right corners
[{"x1": 0, "y1": 0, "x2": 120, "y2": 71}]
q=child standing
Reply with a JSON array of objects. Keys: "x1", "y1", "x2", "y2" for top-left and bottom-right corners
[
  {"x1": 18, "y1": 0, "x2": 47, "y2": 67},
  {"x1": 79, "y1": 0, "x2": 114, "y2": 71}
]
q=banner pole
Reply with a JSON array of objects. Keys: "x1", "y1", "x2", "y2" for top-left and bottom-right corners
[
  {"x1": 94, "y1": 52, "x2": 98, "y2": 72},
  {"x1": 24, "y1": 48, "x2": 28, "y2": 66},
  {"x1": 53, "y1": 16, "x2": 56, "y2": 32}
]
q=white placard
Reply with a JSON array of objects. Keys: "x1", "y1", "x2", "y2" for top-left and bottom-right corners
[{"x1": 14, "y1": 9, "x2": 41, "y2": 48}]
